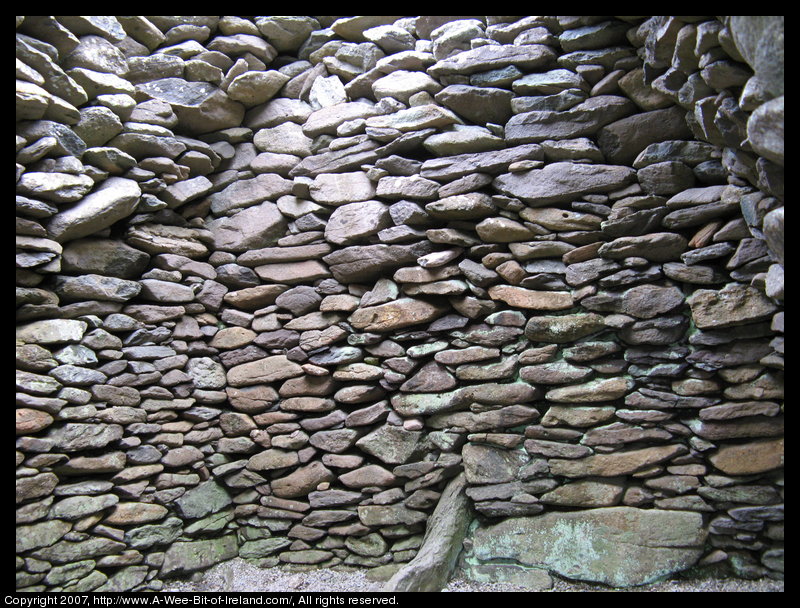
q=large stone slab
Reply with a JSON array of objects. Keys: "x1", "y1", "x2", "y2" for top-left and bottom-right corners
[
  {"x1": 467, "y1": 507, "x2": 707, "y2": 587},
  {"x1": 494, "y1": 161, "x2": 635, "y2": 206},
  {"x1": 160, "y1": 535, "x2": 238, "y2": 577}
]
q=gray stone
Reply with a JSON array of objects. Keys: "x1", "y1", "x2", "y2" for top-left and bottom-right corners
[
  {"x1": 467, "y1": 507, "x2": 706, "y2": 586},
  {"x1": 494, "y1": 162, "x2": 635, "y2": 206},
  {"x1": 597, "y1": 105, "x2": 693, "y2": 165},
  {"x1": 160, "y1": 535, "x2": 239, "y2": 576},
  {"x1": 207, "y1": 201, "x2": 287, "y2": 252},
  {"x1": 46, "y1": 177, "x2": 141, "y2": 243},
  {"x1": 747, "y1": 96, "x2": 784, "y2": 167},
  {"x1": 62, "y1": 238, "x2": 150, "y2": 279},
  {"x1": 325, "y1": 200, "x2": 391, "y2": 245},
  {"x1": 505, "y1": 96, "x2": 634, "y2": 143},
  {"x1": 355, "y1": 425, "x2": 421, "y2": 465},
  {"x1": 45, "y1": 423, "x2": 122, "y2": 452},
  {"x1": 174, "y1": 480, "x2": 232, "y2": 520},
  {"x1": 687, "y1": 283, "x2": 778, "y2": 329},
  {"x1": 136, "y1": 78, "x2": 244, "y2": 134},
  {"x1": 384, "y1": 473, "x2": 471, "y2": 592}
]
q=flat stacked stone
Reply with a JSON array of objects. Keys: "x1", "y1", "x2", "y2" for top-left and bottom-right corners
[{"x1": 15, "y1": 14, "x2": 783, "y2": 592}]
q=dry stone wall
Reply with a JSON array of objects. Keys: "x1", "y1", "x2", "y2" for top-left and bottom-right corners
[{"x1": 16, "y1": 15, "x2": 783, "y2": 592}]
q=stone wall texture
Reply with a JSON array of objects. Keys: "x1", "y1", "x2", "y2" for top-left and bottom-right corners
[{"x1": 16, "y1": 15, "x2": 783, "y2": 591}]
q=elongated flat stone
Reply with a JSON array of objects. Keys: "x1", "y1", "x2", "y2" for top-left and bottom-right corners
[{"x1": 494, "y1": 161, "x2": 635, "y2": 206}]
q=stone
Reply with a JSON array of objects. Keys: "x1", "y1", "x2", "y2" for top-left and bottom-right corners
[
  {"x1": 384, "y1": 474, "x2": 471, "y2": 592},
  {"x1": 494, "y1": 162, "x2": 635, "y2": 206},
  {"x1": 687, "y1": 283, "x2": 778, "y2": 329},
  {"x1": 597, "y1": 105, "x2": 693, "y2": 165},
  {"x1": 136, "y1": 77, "x2": 244, "y2": 134},
  {"x1": 46, "y1": 177, "x2": 141, "y2": 243},
  {"x1": 429, "y1": 44, "x2": 557, "y2": 77},
  {"x1": 16, "y1": 520, "x2": 72, "y2": 553},
  {"x1": 45, "y1": 423, "x2": 122, "y2": 452},
  {"x1": 435, "y1": 85, "x2": 513, "y2": 126},
  {"x1": 325, "y1": 200, "x2": 391, "y2": 245},
  {"x1": 524, "y1": 313, "x2": 605, "y2": 343},
  {"x1": 53, "y1": 274, "x2": 141, "y2": 302},
  {"x1": 16, "y1": 319, "x2": 87, "y2": 344},
  {"x1": 366, "y1": 103, "x2": 460, "y2": 132},
  {"x1": 462, "y1": 444, "x2": 529, "y2": 485},
  {"x1": 324, "y1": 242, "x2": 435, "y2": 283},
  {"x1": 161, "y1": 535, "x2": 239, "y2": 576},
  {"x1": 487, "y1": 286, "x2": 573, "y2": 310},
  {"x1": 467, "y1": 507, "x2": 706, "y2": 586},
  {"x1": 104, "y1": 502, "x2": 168, "y2": 525},
  {"x1": 505, "y1": 96, "x2": 634, "y2": 143},
  {"x1": 271, "y1": 461, "x2": 335, "y2": 498},
  {"x1": 549, "y1": 444, "x2": 686, "y2": 478},
  {"x1": 709, "y1": 438, "x2": 783, "y2": 475},
  {"x1": 599, "y1": 233, "x2": 688, "y2": 262},
  {"x1": 349, "y1": 298, "x2": 447, "y2": 333},
  {"x1": 309, "y1": 172, "x2": 376, "y2": 205},
  {"x1": 207, "y1": 201, "x2": 287, "y2": 252},
  {"x1": 227, "y1": 356, "x2": 304, "y2": 387},
  {"x1": 355, "y1": 425, "x2": 421, "y2": 465},
  {"x1": 62, "y1": 238, "x2": 150, "y2": 279}
]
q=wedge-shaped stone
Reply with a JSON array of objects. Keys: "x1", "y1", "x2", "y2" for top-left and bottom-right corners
[
  {"x1": 356, "y1": 425, "x2": 421, "y2": 465},
  {"x1": 136, "y1": 78, "x2": 244, "y2": 134},
  {"x1": 467, "y1": 507, "x2": 706, "y2": 586},
  {"x1": 47, "y1": 177, "x2": 141, "y2": 243},
  {"x1": 349, "y1": 297, "x2": 447, "y2": 333},
  {"x1": 494, "y1": 162, "x2": 635, "y2": 206}
]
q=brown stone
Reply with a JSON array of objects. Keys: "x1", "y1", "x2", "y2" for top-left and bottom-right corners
[
  {"x1": 687, "y1": 283, "x2": 778, "y2": 329},
  {"x1": 487, "y1": 285, "x2": 573, "y2": 310},
  {"x1": 549, "y1": 444, "x2": 687, "y2": 477},
  {"x1": 349, "y1": 298, "x2": 447, "y2": 332},
  {"x1": 226, "y1": 355, "x2": 304, "y2": 387},
  {"x1": 709, "y1": 438, "x2": 784, "y2": 475},
  {"x1": 271, "y1": 461, "x2": 334, "y2": 498}
]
